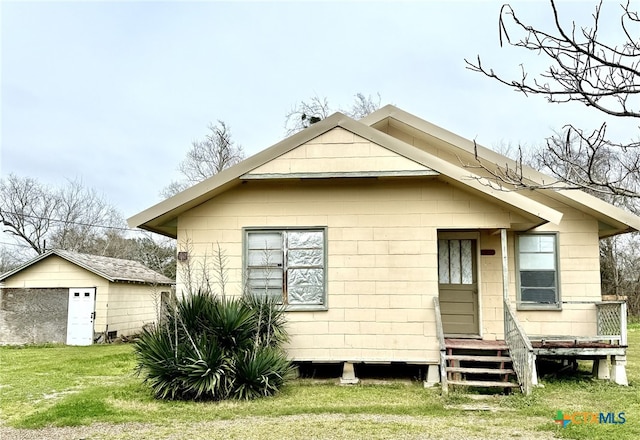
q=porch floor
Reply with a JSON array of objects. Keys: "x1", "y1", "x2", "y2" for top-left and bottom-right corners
[
  {"x1": 530, "y1": 338, "x2": 626, "y2": 357},
  {"x1": 532, "y1": 340, "x2": 623, "y2": 349}
]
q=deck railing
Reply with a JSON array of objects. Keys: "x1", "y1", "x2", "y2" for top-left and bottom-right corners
[
  {"x1": 595, "y1": 301, "x2": 627, "y2": 346},
  {"x1": 555, "y1": 301, "x2": 628, "y2": 346},
  {"x1": 503, "y1": 300, "x2": 535, "y2": 395},
  {"x1": 433, "y1": 297, "x2": 448, "y2": 395}
]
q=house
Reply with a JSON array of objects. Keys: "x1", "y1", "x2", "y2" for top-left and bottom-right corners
[
  {"x1": 128, "y1": 105, "x2": 639, "y2": 392},
  {"x1": 0, "y1": 249, "x2": 174, "y2": 345}
]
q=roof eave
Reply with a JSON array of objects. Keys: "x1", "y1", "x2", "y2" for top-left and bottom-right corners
[
  {"x1": 129, "y1": 108, "x2": 563, "y2": 235},
  {"x1": 0, "y1": 251, "x2": 54, "y2": 282},
  {"x1": 0, "y1": 250, "x2": 116, "y2": 282},
  {"x1": 337, "y1": 117, "x2": 564, "y2": 226},
  {"x1": 112, "y1": 278, "x2": 175, "y2": 285},
  {"x1": 363, "y1": 105, "x2": 640, "y2": 236}
]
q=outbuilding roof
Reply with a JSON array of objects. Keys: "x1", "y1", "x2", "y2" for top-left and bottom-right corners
[{"x1": 0, "y1": 249, "x2": 175, "y2": 285}]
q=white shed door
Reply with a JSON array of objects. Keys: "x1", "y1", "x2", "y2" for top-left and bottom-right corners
[{"x1": 66, "y1": 288, "x2": 96, "y2": 345}]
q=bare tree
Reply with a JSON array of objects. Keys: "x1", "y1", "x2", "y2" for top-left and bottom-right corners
[
  {"x1": 0, "y1": 174, "x2": 125, "y2": 256},
  {"x1": 465, "y1": 0, "x2": 640, "y2": 199},
  {"x1": 284, "y1": 95, "x2": 332, "y2": 135},
  {"x1": 1, "y1": 174, "x2": 60, "y2": 254},
  {"x1": 162, "y1": 121, "x2": 244, "y2": 199},
  {"x1": 49, "y1": 179, "x2": 124, "y2": 252},
  {"x1": 0, "y1": 245, "x2": 26, "y2": 274},
  {"x1": 285, "y1": 93, "x2": 382, "y2": 135},
  {"x1": 601, "y1": 233, "x2": 640, "y2": 315},
  {"x1": 160, "y1": 180, "x2": 189, "y2": 200},
  {"x1": 466, "y1": 1, "x2": 640, "y2": 315},
  {"x1": 347, "y1": 92, "x2": 382, "y2": 120},
  {"x1": 180, "y1": 121, "x2": 244, "y2": 181},
  {"x1": 131, "y1": 235, "x2": 177, "y2": 281},
  {"x1": 0, "y1": 174, "x2": 176, "y2": 279}
]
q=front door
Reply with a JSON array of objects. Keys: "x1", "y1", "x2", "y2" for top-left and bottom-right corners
[
  {"x1": 438, "y1": 235, "x2": 479, "y2": 337},
  {"x1": 66, "y1": 288, "x2": 96, "y2": 345}
]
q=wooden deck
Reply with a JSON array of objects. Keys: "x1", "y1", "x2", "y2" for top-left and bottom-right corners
[
  {"x1": 531, "y1": 338, "x2": 626, "y2": 357},
  {"x1": 435, "y1": 298, "x2": 630, "y2": 391}
]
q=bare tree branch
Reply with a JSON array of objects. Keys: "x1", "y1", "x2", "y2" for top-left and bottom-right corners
[
  {"x1": 284, "y1": 95, "x2": 332, "y2": 135},
  {"x1": 466, "y1": 1, "x2": 640, "y2": 118},
  {"x1": 162, "y1": 121, "x2": 245, "y2": 198},
  {"x1": 0, "y1": 174, "x2": 126, "y2": 255},
  {"x1": 464, "y1": 0, "x2": 640, "y2": 204},
  {"x1": 343, "y1": 93, "x2": 382, "y2": 119},
  {"x1": 179, "y1": 121, "x2": 244, "y2": 183},
  {"x1": 284, "y1": 93, "x2": 382, "y2": 135},
  {"x1": 0, "y1": 175, "x2": 58, "y2": 254}
]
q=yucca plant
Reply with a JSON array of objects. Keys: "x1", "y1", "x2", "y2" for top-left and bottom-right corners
[
  {"x1": 134, "y1": 289, "x2": 291, "y2": 401},
  {"x1": 243, "y1": 293, "x2": 289, "y2": 348},
  {"x1": 232, "y1": 346, "x2": 292, "y2": 400},
  {"x1": 173, "y1": 290, "x2": 213, "y2": 337},
  {"x1": 209, "y1": 296, "x2": 255, "y2": 352},
  {"x1": 178, "y1": 334, "x2": 230, "y2": 400},
  {"x1": 134, "y1": 326, "x2": 183, "y2": 400}
]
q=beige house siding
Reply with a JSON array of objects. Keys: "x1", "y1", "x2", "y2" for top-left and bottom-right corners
[
  {"x1": 176, "y1": 175, "x2": 604, "y2": 363},
  {"x1": 477, "y1": 213, "x2": 601, "y2": 341},
  {"x1": 106, "y1": 282, "x2": 161, "y2": 337},
  {"x1": 513, "y1": 194, "x2": 602, "y2": 338},
  {"x1": 475, "y1": 230, "x2": 504, "y2": 340},
  {"x1": 128, "y1": 106, "x2": 638, "y2": 367},
  {"x1": 247, "y1": 128, "x2": 431, "y2": 175},
  {"x1": 2, "y1": 256, "x2": 107, "y2": 288},
  {"x1": 177, "y1": 179, "x2": 444, "y2": 362},
  {"x1": 380, "y1": 123, "x2": 604, "y2": 341}
]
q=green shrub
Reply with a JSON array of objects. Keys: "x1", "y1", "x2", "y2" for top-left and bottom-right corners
[
  {"x1": 232, "y1": 346, "x2": 291, "y2": 400},
  {"x1": 209, "y1": 296, "x2": 255, "y2": 352},
  {"x1": 243, "y1": 293, "x2": 289, "y2": 347},
  {"x1": 134, "y1": 327, "x2": 184, "y2": 400},
  {"x1": 134, "y1": 291, "x2": 291, "y2": 401}
]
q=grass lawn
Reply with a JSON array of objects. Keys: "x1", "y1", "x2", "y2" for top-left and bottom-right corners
[{"x1": 1, "y1": 324, "x2": 638, "y2": 439}]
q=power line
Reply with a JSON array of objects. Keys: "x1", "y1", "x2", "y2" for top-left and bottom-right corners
[{"x1": 1, "y1": 211, "x2": 148, "y2": 234}]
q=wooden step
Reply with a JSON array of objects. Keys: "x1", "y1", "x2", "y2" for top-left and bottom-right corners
[
  {"x1": 445, "y1": 339, "x2": 509, "y2": 350},
  {"x1": 447, "y1": 380, "x2": 519, "y2": 388},
  {"x1": 446, "y1": 366, "x2": 514, "y2": 375},
  {"x1": 445, "y1": 354, "x2": 512, "y2": 363}
]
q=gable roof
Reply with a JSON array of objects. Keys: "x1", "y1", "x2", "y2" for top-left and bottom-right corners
[
  {"x1": 0, "y1": 249, "x2": 175, "y2": 285},
  {"x1": 128, "y1": 106, "x2": 640, "y2": 238},
  {"x1": 362, "y1": 105, "x2": 640, "y2": 237}
]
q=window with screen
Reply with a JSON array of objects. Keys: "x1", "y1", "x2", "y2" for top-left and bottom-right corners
[{"x1": 517, "y1": 233, "x2": 560, "y2": 309}]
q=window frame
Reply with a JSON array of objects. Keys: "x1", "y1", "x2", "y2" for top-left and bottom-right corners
[
  {"x1": 515, "y1": 232, "x2": 561, "y2": 310},
  {"x1": 438, "y1": 238, "x2": 477, "y2": 285},
  {"x1": 243, "y1": 226, "x2": 328, "y2": 311}
]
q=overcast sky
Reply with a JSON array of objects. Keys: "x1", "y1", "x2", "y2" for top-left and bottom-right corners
[{"x1": 1, "y1": 0, "x2": 634, "y2": 229}]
